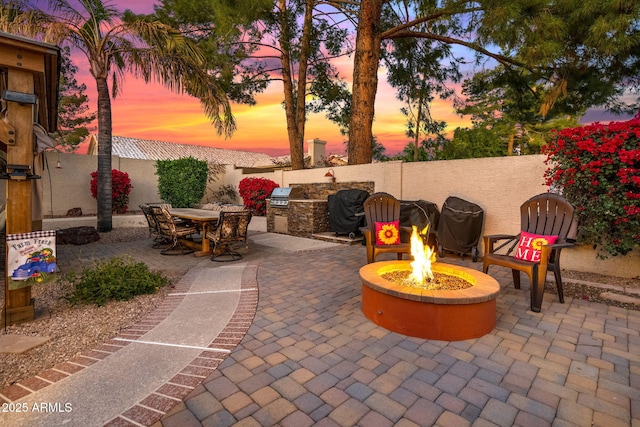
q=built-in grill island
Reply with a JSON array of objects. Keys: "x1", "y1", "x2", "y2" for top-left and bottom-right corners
[{"x1": 266, "y1": 182, "x2": 374, "y2": 238}]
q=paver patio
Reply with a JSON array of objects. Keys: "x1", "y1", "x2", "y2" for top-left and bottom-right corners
[
  {"x1": 158, "y1": 242, "x2": 640, "y2": 427},
  {"x1": 1, "y1": 230, "x2": 638, "y2": 426}
]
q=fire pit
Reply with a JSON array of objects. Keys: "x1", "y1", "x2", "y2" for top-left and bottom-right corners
[{"x1": 359, "y1": 226, "x2": 500, "y2": 341}]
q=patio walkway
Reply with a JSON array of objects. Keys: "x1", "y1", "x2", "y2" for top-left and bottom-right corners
[{"x1": 0, "y1": 225, "x2": 638, "y2": 426}]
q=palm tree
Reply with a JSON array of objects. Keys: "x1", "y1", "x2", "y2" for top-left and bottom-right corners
[{"x1": 2, "y1": 0, "x2": 235, "y2": 231}]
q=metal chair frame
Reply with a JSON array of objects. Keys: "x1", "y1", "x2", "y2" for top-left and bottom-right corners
[
  {"x1": 206, "y1": 210, "x2": 252, "y2": 262},
  {"x1": 154, "y1": 206, "x2": 198, "y2": 255},
  {"x1": 139, "y1": 204, "x2": 170, "y2": 248}
]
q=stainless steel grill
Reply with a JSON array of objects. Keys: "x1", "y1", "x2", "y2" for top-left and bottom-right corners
[{"x1": 269, "y1": 187, "x2": 305, "y2": 208}]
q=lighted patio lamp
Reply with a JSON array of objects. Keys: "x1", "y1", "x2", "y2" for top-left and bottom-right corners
[{"x1": 325, "y1": 168, "x2": 336, "y2": 183}]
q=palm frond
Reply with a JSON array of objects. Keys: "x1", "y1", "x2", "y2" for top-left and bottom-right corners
[
  {"x1": 5, "y1": 0, "x2": 235, "y2": 137},
  {"x1": 0, "y1": 2, "x2": 47, "y2": 38}
]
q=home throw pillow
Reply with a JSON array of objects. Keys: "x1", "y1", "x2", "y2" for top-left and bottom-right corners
[
  {"x1": 514, "y1": 231, "x2": 558, "y2": 262},
  {"x1": 375, "y1": 221, "x2": 400, "y2": 245}
]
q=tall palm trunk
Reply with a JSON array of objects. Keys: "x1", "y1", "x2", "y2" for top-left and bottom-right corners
[
  {"x1": 414, "y1": 88, "x2": 425, "y2": 162},
  {"x1": 348, "y1": 0, "x2": 383, "y2": 165},
  {"x1": 96, "y1": 76, "x2": 112, "y2": 232}
]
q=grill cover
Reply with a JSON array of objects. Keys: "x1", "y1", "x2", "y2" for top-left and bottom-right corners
[
  {"x1": 437, "y1": 196, "x2": 484, "y2": 254},
  {"x1": 327, "y1": 189, "x2": 369, "y2": 235},
  {"x1": 400, "y1": 200, "x2": 440, "y2": 247}
]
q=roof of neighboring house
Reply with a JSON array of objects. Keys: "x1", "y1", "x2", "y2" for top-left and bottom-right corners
[{"x1": 86, "y1": 135, "x2": 276, "y2": 168}]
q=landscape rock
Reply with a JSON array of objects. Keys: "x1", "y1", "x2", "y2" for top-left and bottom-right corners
[
  {"x1": 66, "y1": 207, "x2": 82, "y2": 217},
  {"x1": 56, "y1": 226, "x2": 100, "y2": 245}
]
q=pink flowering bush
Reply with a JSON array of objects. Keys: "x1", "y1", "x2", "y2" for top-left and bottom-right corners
[
  {"x1": 90, "y1": 169, "x2": 132, "y2": 214},
  {"x1": 543, "y1": 114, "x2": 640, "y2": 257},
  {"x1": 238, "y1": 177, "x2": 279, "y2": 216}
]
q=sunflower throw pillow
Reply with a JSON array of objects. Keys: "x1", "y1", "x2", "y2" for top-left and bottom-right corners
[
  {"x1": 514, "y1": 231, "x2": 558, "y2": 262},
  {"x1": 375, "y1": 221, "x2": 400, "y2": 245}
]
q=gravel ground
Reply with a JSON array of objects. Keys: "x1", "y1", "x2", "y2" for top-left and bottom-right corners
[
  {"x1": 0, "y1": 227, "x2": 184, "y2": 389},
  {"x1": 1, "y1": 228, "x2": 638, "y2": 390},
  {"x1": 553, "y1": 269, "x2": 640, "y2": 311}
]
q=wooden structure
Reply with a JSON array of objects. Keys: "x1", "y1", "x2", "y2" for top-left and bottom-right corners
[
  {"x1": 362, "y1": 192, "x2": 412, "y2": 264},
  {"x1": 483, "y1": 193, "x2": 576, "y2": 313},
  {"x1": 1, "y1": 32, "x2": 60, "y2": 325}
]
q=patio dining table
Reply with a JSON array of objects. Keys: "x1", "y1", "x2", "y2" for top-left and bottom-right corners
[{"x1": 169, "y1": 208, "x2": 220, "y2": 256}]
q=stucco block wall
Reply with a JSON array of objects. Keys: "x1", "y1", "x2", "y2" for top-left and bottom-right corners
[
  {"x1": 244, "y1": 156, "x2": 548, "y2": 243},
  {"x1": 43, "y1": 152, "x2": 100, "y2": 216},
  {"x1": 43, "y1": 152, "x2": 161, "y2": 216},
  {"x1": 35, "y1": 151, "x2": 639, "y2": 278},
  {"x1": 42, "y1": 152, "x2": 231, "y2": 216},
  {"x1": 115, "y1": 157, "x2": 162, "y2": 208},
  {"x1": 241, "y1": 156, "x2": 638, "y2": 278},
  {"x1": 401, "y1": 155, "x2": 548, "y2": 240}
]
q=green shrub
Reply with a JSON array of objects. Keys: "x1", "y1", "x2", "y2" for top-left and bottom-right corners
[
  {"x1": 156, "y1": 157, "x2": 208, "y2": 207},
  {"x1": 64, "y1": 256, "x2": 169, "y2": 306}
]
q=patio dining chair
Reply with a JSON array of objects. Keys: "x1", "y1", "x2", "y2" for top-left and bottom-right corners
[
  {"x1": 154, "y1": 205, "x2": 198, "y2": 255},
  {"x1": 363, "y1": 192, "x2": 412, "y2": 264},
  {"x1": 206, "y1": 210, "x2": 252, "y2": 262},
  {"x1": 139, "y1": 203, "x2": 170, "y2": 248},
  {"x1": 482, "y1": 192, "x2": 576, "y2": 312}
]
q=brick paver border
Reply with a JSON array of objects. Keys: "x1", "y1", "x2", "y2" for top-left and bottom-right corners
[{"x1": 0, "y1": 258, "x2": 260, "y2": 427}]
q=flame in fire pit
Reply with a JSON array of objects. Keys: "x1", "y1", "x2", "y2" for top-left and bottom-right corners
[{"x1": 409, "y1": 225, "x2": 436, "y2": 284}]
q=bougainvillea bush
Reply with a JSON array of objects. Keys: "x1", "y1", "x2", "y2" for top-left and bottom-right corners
[
  {"x1": 543, "y1": 114, "x2": 640, "y2": 257},
  {"x1": 90, "y1": 169, "x2": 132, "y2": 214},
  {"x1": 238, "y1": 177, "x2": 279, "y2": 216}
]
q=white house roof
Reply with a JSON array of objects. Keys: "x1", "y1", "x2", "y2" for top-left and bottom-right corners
[{"x1": 87, "y1": 135, "x2": 276, "y2": 168}]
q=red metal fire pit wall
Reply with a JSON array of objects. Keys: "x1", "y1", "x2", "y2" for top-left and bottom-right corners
[{"x1": 360, "y1": 261, "x2": 500, "y2": 341}]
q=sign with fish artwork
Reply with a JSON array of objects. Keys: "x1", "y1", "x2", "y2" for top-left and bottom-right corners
[{"x1": 6, "y1": 230, "x2": 57, "y2": 290}]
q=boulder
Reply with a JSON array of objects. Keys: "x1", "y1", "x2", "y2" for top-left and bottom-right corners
[
  {"x1": 66, "y1": 207, "x2": 83, "y2": 217},
  {"x1": 57, "y1": 226, "x2": 100, "y2": 245}
]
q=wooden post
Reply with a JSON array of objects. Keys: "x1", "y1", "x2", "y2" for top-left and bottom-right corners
[
  {"x1": 2, "y1": 67, "x2": 38, "y2": 325},
  {"x1": 0, "y1": 33, "x2": 59, "y2": 326}
]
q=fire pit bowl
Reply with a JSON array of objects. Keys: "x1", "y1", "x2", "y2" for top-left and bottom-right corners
[{"x1": 360, "y1": 260, "x2": 500, "y2": 341}]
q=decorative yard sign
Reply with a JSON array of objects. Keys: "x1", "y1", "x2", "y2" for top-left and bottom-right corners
[{"x1": 6, "y1": 230, "x2": 57, "y2": 290}]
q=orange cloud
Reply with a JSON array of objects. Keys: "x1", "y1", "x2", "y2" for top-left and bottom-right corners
[
  {"x1": 64, "y1": 4, "x2": 471, "y2": 158},
  {"x1": 76, "y1": 67, "x2": 470, "y2": 157},
  {"x1": 104, "y1": 73, "x2": 466, "y2": 155}
]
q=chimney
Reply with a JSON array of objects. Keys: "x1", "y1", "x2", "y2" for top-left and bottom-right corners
[{"x1": 307, "y1": 138, "x2": 326, "y2": 167}]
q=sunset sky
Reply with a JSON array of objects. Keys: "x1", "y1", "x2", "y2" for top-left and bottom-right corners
[
  {"x1": 41, "y1": 0, "x2": 472, "y2": 157},
  {"x1": 37, "y1": 1, "x2": 628, "y2": 158},
  {"x1": 85, "y1": 56, "x2": 471, "y2": 158}
]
